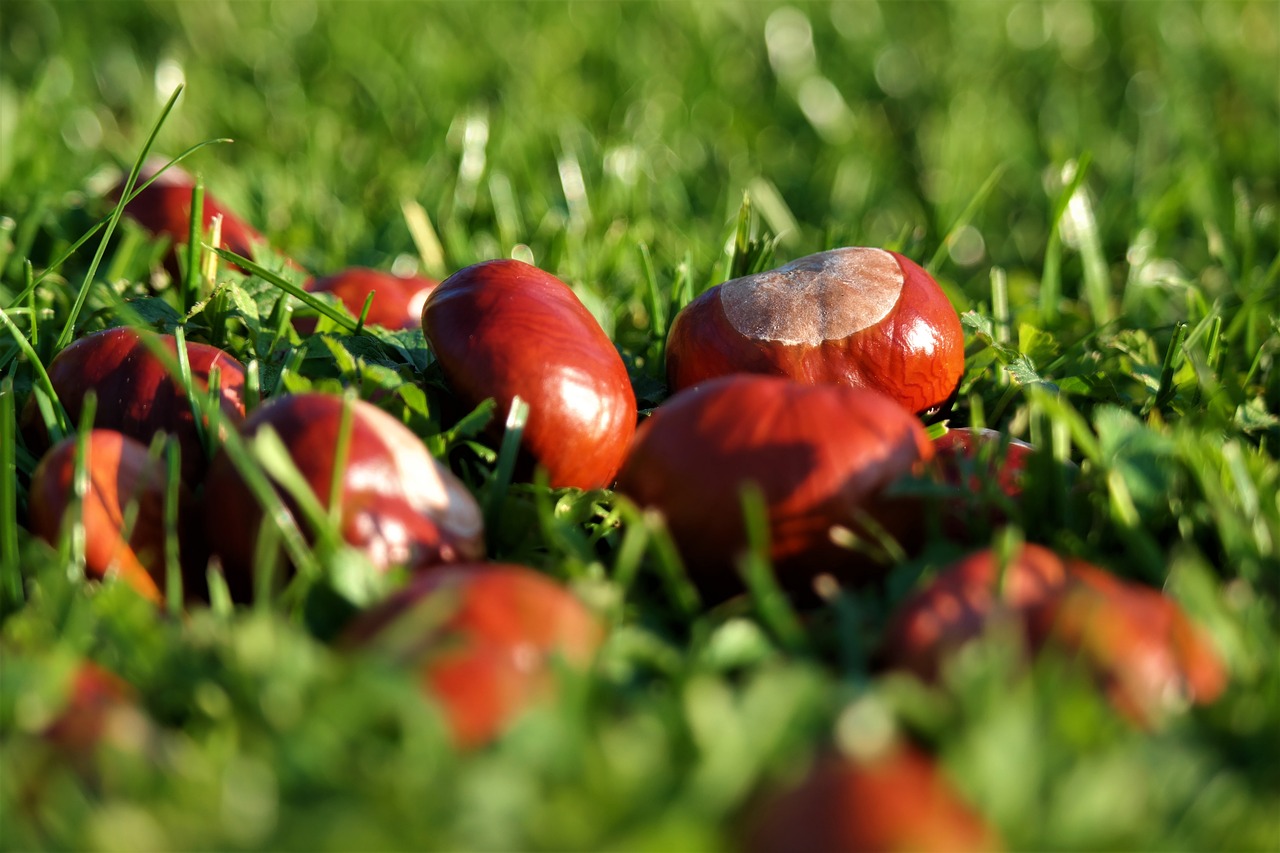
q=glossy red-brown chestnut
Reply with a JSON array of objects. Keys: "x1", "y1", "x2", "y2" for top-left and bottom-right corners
[
  {"x1": 111, "y1": 162, "x2": 299, "y2": 276},
  {"x1": 745, "y1": 745, "x2": 1001, "y2": 853},
  {"x1": 421, "y1": 259, "x2": 636, "y2": 490},
  {"x1": 616, "y1": 374, "x2": 932, "y2": 601},
  {"x1": 21, "y1": 327, "x2": 246, "y2": 483},
  {"x1": 1025, "y1": 565, "x2": 1228, "y2": 726},
  {"x1": 341, "y1": 564, "x2": 603, "y2": 747},
  {"x1": 203, "y1": 393, "x2": 484, "y2": 601},
  {"x1": 881, "y1": 544, "x2": 1227, "y2": 725},
  {"x1": 666, "y1": 248, "x2": 965, "y2": 414},
  {"x1": 298, "y1": 267, "x2": 438, "y2": 333},
  {"x1": 28, "y1": 430, "x2": 178, "y2": 602}
]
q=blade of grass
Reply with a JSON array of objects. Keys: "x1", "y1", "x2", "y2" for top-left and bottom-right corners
[
  {"x1": 211, "y1": 246, "x2": 365, "y2": 334},
  {"x1": 927, "y1": 162, "x2": 1007, "y2": 274},
  {"x1": 57, "y1": 85, "x2": 186, "y2": 349},
  {"x1": 1041, "y1": 152, "x2": 1093, "y2": 323},
  {"x1": 736, "y1": 483, "x2": 807, "y2": 654},
  {"x1": 163, "y1": 438, "x2": 184, "y2": 617},
  {"x1": 0, "y1": 376, "x2": 21, "y2": 609},
  {"x1": 10, "y1": 138, "x2": 232, "y2": 308},
  {"x1": 183, "y1": 177, "x2": 205, "y2": 315},
  {"x1": 0, "y1": 303, "x2": 70, "y2": 440},
  {"x1": 484, "y1": 395, "x2": 530, "y2": 533}
]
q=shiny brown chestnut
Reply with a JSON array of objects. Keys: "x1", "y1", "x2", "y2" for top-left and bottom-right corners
[
  {"x1": 297, "y1": 267, "x2": 438, "y2": 333},
  {"x1": 421, "y1": 259, "x2": 636, "y2": 490},
  {"x1": 341, "y1": 563, "x2": 603, "y2": 748},
  {"x1": 616, "y1": 374, "x2": 932, "y2": 601},
  {"x1": 666, "y1": 248, "x2": 965, "y2": 414},
  {"x1": 745, "y1": 745, "x2": 1001, "y2": 853},
  {"x1": 881, "y1": 544, "x2": 1227, "y2": 725},
  {"x1": 28, "y1": 430, "x2": 180, "y2": 602},
  {"x1": 203, "y1": 393, "x2": 484, "y2": 601},
  {"x1": 111, "y1": 162, "x2": 299, "y2": 276},
  {"x1": 21, "y1": 327, "x2": 246, "y2": 483}
]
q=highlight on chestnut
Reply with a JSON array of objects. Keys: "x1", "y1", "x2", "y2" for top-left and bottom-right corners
[
  {"x1": 422, "y1": 258, "x2": 636, "y2": 490},
  {"x1": 202, "y1": 393, "x2": 484, "y2": 601}
]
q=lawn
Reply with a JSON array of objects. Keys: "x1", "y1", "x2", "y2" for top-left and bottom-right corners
[{"x1": 1, "y1": 1, "x2": 1278, "y2": 850}]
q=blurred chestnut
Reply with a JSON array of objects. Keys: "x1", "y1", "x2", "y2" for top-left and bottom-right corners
[
  {"x1": 110, "y1": 162, "x2": 299, "y2": 277},
  {"x1": 880, "y1": 543, "x2": 1072, "y2": 682},
  {"x1": 42, "y1": 662, "x2": 138, "y2": 756},
  {"x1": 881, "y1": 544, "x2": 1228, "y2": 725},
  {"x1": 297, "y1": 267, "x2": 437, "y2": 333},
  {"x1": 342, "y1": 563, "x2": 603, "y2": 747},
  {"x1": 203, "y1": 393, "x2": 484, "y2": 601},
  {"x1": 421, "y1": 259, "x2": 636, "y2": 489},
  {"x1": 745, "y1": 745, "x2": 1001, "y2": 853},
  {"x1": 1026, "y1": 565, "x2": 1228, "y2": 726},
  {"x1": 616, "y1": 374, "x2": 932, "y2": 601},
  {"x1": 666, "y1": 247, "x2": 965, "y2": 415},
  {"x1": 28, "y1": 430, "x2": 192, "y2": 602},
  {"x1": 21, "y1": 326, "x2": 246, "y2": 483}
]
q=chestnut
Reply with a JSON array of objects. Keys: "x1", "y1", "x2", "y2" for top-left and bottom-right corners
[
  {"x1": 111, "y1": 162, "x2": 298, "y2": 276},
  {"x1": 421, "y1": 259, "x2": 636, "y2": 490},
  {"x1": 203, "y1": 393, "x2": 484, "y2": 600},
  {"x1": 1025, "y1": 565, "x2": 1228, "y2": 726},
  {"x1": 28, "y1": 430, "x2": 182, "y2": 602},
  {"x1": 880, "y1": 543, "x2": 1072, "y2": 682},
  {"x1": 341, "y1": 563, "x2": 603, "y2": 747},
  {"x1": 616, "y1": 374, "x2": 932, "y2": 601},
  {"x1": 297, "y1": 267, "x2": 438, "y2": 333},
  {"x1": 21, "y1": 327, "x2": 246, "y2": 483},
  {"x1": 666, "y1": 248, "x2": 965, "y2": 414},
  {"x1": 881, "y1": 544, "x2": 1227, "y2": 725},
  {"x1": 42, "y1": 662, "x2": 137, "y2": 755},
  {"x1": 745, "y1": 745, "x2": 1001, "y2": 853}
]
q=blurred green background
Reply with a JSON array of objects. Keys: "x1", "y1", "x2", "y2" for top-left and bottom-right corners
[{"x1": 4, "y1": 1, "x2": 1275, "y2": 290}]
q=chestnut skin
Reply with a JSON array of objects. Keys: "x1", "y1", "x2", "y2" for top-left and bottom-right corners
[
  {"x1": 298, "y1": 267, "x2": 438, "y2": 333},
  {"x1": 203, "y1": 393, "x2": 484, "y2": 601},
  {"x1": 881, "y1": 544, "x2": 1227, "y2": 725},
  {"x1": 341, "y1": 564, "x2": 603, "y2": 748},
  {"x1": 616, "y1": 374, "x2": 933, "y2": 601},
  {"x1": 43, "y1": 662, "x2": 137, "y2": 756},
  {"x1": 421, "y1": 259, "x2": 636, "y2": 490},
  {"x1": 1025, "y1": 565, "x2": 1228, "y2": 727},
  {"x1": 22, "y1": 327, "x2": 246, "y2": 483},
  {"x1": 666, "y1": 248, "x2": 965, "y2": 415},
  {"x1": 28, "y1": 430, "x2": 183, "y2": 602},
  {"x1": 111, "y1": 162, "x2": 298, "y2": 276},
  {"x1": 745, "y1": 745, "x2": 1001, "y2": 853}
]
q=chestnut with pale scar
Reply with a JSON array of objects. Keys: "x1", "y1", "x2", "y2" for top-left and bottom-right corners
[
  {"x1": 720, "y1": 247, "x2": 903, "y2": 346},
  {"x1": 667, "y1": 247, "x2": 965, "y2": 414}
]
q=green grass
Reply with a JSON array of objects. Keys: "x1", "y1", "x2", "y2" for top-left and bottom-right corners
[{"x1": 2, "y1": 1, "x2": 1278, "y2": 850}]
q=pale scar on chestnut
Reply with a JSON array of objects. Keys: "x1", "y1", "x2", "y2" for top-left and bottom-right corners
[{"x1": 719, "y1": 247, "x2": 905, "y2": 346}]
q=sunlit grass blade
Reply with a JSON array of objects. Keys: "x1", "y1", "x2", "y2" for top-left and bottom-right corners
[
  {"x1": 485, "y1": 395, "x2": 529, "y2": 533},
  {"x1": 0, "y1": 302, "x2": 70, "y2": 440},
  {"x1": 57, "y1": 85, "x2": 185, "y2": 349},
  {"x1": 927, "y1": 162, "x2": 1007, "y2": 274},
  {"x1": 211, "y1": 246, "x2": 364, "y2": 334}
]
